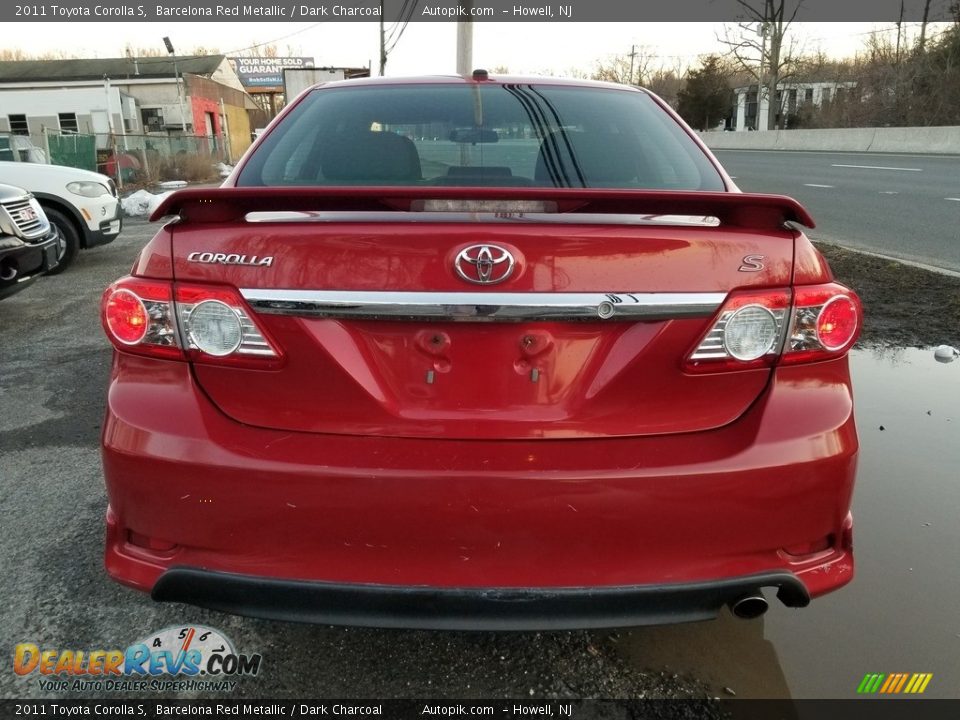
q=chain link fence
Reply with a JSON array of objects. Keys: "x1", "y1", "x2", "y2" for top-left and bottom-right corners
[
  {"x1": 41, "y1": 129, "x2": 226, "y2": 188},
  {"x1": 46, "y1": 132, "x2": 97, "y2": 172}
]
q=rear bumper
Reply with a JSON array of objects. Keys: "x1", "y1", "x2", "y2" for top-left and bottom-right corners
[
  {"x1": 102, "y1": 355, "x2": 858, "y2": 626},
  {"x1": 152, "y1": 567, "x2": 810, "y2": 630}
]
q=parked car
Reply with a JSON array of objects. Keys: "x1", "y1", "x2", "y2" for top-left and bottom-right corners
[
  {"x1": 0, "y1": 183, "x2": 61, "y2": 299},
  {"x1": 100, "y1": 74, "x2": 862, "y2": 629},
  {"x1": 0, "y1": 160, "x2": 122, "y2": 273}
]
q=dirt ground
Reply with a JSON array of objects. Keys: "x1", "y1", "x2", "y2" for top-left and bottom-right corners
[{"x1": 816, "y1": 243, "x2": 960, "y2": 348}]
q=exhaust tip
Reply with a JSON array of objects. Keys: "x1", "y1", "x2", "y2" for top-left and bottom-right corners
[{"x1": 729, "y1": 592, "x2": 769, "y2": 619}]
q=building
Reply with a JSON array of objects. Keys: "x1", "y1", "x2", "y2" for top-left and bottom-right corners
[
  {"x1": 0, "y1": 56, "x2": 264, "y2": 163},
  {"x1": 731, "y1": 81, "x2": 858, "y2": 131}
]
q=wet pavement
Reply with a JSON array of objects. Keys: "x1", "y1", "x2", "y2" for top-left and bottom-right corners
[{"x1": 617, "y1": 347, "x2": 960, "y2": 698}]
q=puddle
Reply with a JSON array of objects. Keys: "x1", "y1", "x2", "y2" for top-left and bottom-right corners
[{"x1": 615, "y1": 347, "x2": 960, "y2": 698}]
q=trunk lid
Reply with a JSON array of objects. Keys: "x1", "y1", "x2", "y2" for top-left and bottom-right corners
[{"x1": 161, "y1": 188, "x2": 804, "y2": 440}]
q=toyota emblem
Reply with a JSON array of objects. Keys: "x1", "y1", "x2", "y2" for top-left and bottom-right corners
[{"x1": 454, "y1": 244, "x2": 515, "y2": 285}]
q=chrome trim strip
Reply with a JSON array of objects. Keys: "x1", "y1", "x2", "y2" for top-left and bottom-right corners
[
  {"x1": 240, "y1": 290, "x2": 726, "y2": 322},
  {"x1": 244, "y1": 211, "x2": 721, "y2": 227}
]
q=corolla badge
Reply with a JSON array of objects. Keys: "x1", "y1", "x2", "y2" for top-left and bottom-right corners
[
  {"x1": 187, "y1": 252, "x2": 273, "y2": 267},
  {"x1": 454, "y1": 244, "x2": 515, "y2": 285}
]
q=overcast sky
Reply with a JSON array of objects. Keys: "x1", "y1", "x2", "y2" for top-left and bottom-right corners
[{"x1": 9, "y1": 21, "x2": 942, "y2": 75}]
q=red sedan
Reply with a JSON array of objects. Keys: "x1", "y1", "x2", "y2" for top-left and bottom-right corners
[{"x1": 100, "y1": 74, "x2": 860, "y2": 629}]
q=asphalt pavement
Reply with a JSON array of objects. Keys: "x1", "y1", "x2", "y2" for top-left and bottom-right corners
[{"x1": 713, "y1": 149, "x2": 960, "y2": 272}]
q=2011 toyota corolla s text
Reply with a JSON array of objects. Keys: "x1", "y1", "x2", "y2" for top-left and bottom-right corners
[{"x1": 99, "y1": 73, "x2": 861, "y2": 630}]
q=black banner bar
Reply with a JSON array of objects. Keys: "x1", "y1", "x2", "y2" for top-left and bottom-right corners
[
  {"x1": 3, "y1": 700, "x2": 960, "y2": 720},
  {"x1": 2, "y1": 0, "x2": 957, "y2": 23}
]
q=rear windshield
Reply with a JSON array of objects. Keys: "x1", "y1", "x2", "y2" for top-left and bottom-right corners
[{"x1": 237, "y1": 83, "x2": 725, "y2": 191}]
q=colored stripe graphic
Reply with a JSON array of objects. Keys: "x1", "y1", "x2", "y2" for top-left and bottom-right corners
[
  {"x1": 857, "y1": 674, "x2": 884, "y2": 694},
  {"x1": 858, "y1": 673, "x2": 932, "y2": 694}
]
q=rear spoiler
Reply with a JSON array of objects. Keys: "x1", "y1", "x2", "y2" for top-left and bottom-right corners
[{"x1": 150, "y1": 187, "x2": 814, "y2": 229}]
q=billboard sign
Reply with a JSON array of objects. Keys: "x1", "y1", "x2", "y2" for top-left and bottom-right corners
[{"x1": 231, "y1": 57, "x2": 315, "y2": 88}]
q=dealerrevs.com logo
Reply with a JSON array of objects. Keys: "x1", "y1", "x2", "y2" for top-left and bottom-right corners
[{"x1": 13, "y1": 626, "x2": 261, "y2": 693}]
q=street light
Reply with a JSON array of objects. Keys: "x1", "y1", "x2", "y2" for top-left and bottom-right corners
[{"x1": 162, "y1": 36, "x2": 188, "y2": 133}]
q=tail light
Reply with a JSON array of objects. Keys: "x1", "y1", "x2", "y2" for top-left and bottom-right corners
[
  {"x1": 101, "y1": 277, "x2": 282, "y2": 366},
  {"x1": 685, "y1": 283, "x2": 861, "y2": 372},
  {"x1": 174, "y1": 284, "x2": 279, "y2": 365},
  {"x1": 102, "y1": 279, "x2": 181, "y2": 360},
  {"x1": 685, "y1": 289, "x2": 790, "y2": 372},
  {"x1": 780, "y1": 284, "x2": 861, "y2": 365}
]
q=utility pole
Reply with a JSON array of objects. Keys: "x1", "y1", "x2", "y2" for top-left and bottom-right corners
[
  {"x1": 628, "y1": 44, "x2": 637, "y2": 86},
  {"x1": 219, "y1": 97, "x2": 231, "y2": 164},
  {"x1": 379, "y1": 0, "x2": 387, "y2": 75},
  {"x1": 919, "y1": 0, "x2": 932, "y2": 50},
  {"x1": 456, "y1": 1, "x2": 474, "y2": 168},
  {"x1": 756, "y1": 23, "x2": 767, "y2": 130},
  {"x1": 895, "y1": 0, "x2": 904, "y2": 66},
  {"x1": 895, "y1": 0, "x2": 905, "y2": 123},
  {"x1": 757, "y1": 0, "x2": 786, "y2": 131},
  {"x1": 103, "y1": 76, "x2": 122, "y2": 190},
  {"x1": 456, "y1": 0, "x2": 473, "y2": 75},
  {"x1": 163, "y1": 37, "x2": 188, "y2": 133}
]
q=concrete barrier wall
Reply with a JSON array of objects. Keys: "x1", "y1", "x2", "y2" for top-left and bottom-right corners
[{"x1": 699, "y1": 126, "x2": 960, "y2": 155}]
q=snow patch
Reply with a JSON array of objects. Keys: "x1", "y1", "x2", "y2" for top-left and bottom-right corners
[
  {"x1": 157, "y1": 180, "x2": 188, "y2": 190},
  {"x1": 120, "y1": 189, "x2": 174, "y2": 218}
]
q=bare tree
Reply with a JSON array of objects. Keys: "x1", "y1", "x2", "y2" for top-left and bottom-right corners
[
  {"x1": 0, "y1": 48, "x2": 82, "y2": 60},
  {"x1": 524, "y1": 66, "x2": 590, "y2": 79},
  {"x1": 592, "y1": 46, "x2": 655, "y2": 85},
  {"x1": 647, "y1": 67, "x2": 686, "y2": 107},
  {"x1": 122, "y1": 43, "x2": 223, "y2": 59},
  {"x1": 720, "y1": 0, "x2": 803, "y2": 129}
]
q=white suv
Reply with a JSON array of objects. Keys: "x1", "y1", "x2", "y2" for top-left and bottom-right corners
[{"x1": 0, "y1": 160, "x2": 122, "y2": 273}]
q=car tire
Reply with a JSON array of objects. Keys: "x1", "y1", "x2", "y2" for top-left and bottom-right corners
[{"x1": 42, "y1": 207, "x2": 80, "y2": 275}]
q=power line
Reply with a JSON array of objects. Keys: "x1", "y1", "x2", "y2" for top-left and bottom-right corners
[{"x1": 386, "y1": 0, "x2": 420, "y2": 54}]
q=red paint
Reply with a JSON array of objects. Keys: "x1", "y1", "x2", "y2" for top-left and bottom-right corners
[
  {"x1": 101, "y1": 76, "x2": 860, "y2": 620},
  {"x1": 189, "y1": 96, "x2": 220, "y2": 140},
  {"x1": 102, "y1": 354, "x2": 856, "y2": 593}
]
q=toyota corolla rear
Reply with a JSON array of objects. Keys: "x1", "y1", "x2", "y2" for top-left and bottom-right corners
[{"x1": 100, "y1": 75, "x2": 860, "y2": 629}]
